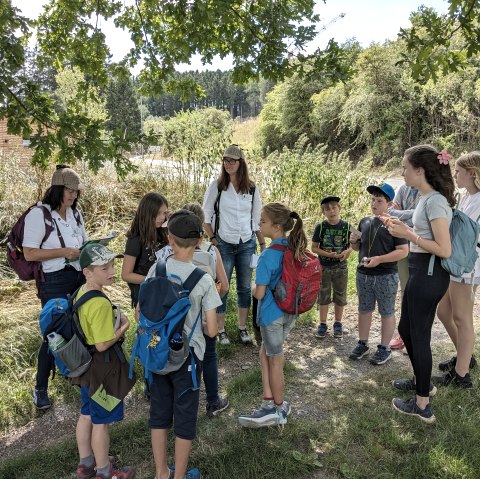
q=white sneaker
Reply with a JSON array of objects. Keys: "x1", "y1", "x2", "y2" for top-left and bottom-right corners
[{"x1": 217, "y1": 331, "x2": 230, "y2": 345}]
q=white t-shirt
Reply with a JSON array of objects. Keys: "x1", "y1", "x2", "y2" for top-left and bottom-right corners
[
  {"x1": 202, "y1": 180, "x2": 261, "y2": 244},
  {"x1": 22, "y1": 203, "x2": 88, "y2": 272},
  {"x1": 146, "y1": 257, "x2": 222, "y2": 360},
  {"x1": 456, "y1": 192, "x2": 480, "y2": 279}
]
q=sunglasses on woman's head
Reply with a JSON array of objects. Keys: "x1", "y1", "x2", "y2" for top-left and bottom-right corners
[{"x1": 223, "y1": 157, "x2": 240, "y2": 165}]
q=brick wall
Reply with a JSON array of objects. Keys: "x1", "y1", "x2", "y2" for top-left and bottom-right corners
[{"x1": 0, "y1": 119, "x2": 33, "y2": 167}]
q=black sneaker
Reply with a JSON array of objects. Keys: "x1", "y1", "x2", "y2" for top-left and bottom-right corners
[
  {"x1": 438, "y1": 355, "x2": 477, "y2": 372},
  {"x1": 432, "y1": 370, "x2": 473, "y2": 389},
  {"x1": 333, "y1": 321, "x2": 343, "y2": 338},
  {"x1": 392, "y1": 377, "x2": 437, "y2": 397},
  {"x1": 206, "y1": 396, "x2": 230, "y2": 417},
  {"x1": 392, "y1": 397, "x2": 436, "y2": 424},
  {"x1": 369, "y1": 345, "x2": 392, "y2": 365},
  {"x1": 349, "y1": 341, "x2": 369, "y2": 360},
  {"x1": 238, "y1": 328, "x2": 252, "y2": 345},
  {"x1": 315, "y1": 323, "x2": 328, "y2": 339},
  {"x1": 32, "y1": 388, "x2": 52, "y2": 410}
]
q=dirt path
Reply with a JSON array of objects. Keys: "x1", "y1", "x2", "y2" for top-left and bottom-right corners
[{"x1": 2, "y1": 295, "x2": 472, "y2": 462}]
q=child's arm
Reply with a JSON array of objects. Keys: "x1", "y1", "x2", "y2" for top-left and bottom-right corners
[
  {"x1": 121, "y1": 254, "x2": 146, "y2": 285},
  {"x1": 362, "y1": 244, "x2": 408, "y2": 268},
  {"x1": 337, "y1": 246, "x2": 353, "y2": 261},
  {"x1": 252, "y1": 284, "x2": 266, "y2": 300},
  {"x1": 214, "y1": 246, "x2": 229, "y2": 297},
  {"x1": 95, "y1": 313, "x2": 130, "y2": 352},
  {"x1": 204, "y1": 308, "x2": 218, "y2": 338}
]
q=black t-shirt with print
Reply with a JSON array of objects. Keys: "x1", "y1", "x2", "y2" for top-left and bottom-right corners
[
  {"x1": 312, "y1": 220, "x2": 351, "y2": 267},
  {"x1": 357, "y1": 216, "x2": 407, "y2": 276}
]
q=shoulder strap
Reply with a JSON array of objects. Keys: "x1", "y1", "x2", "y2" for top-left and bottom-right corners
[
  {"x1": 71, "y1": 286, "x2": 109, "y2": 312},
  {"x1": 249, "y1": 185, "x2": 256, "y2": 232},
  {"x1": 213, "y1": 185, "x2": 222, "y2": 236},
  {"x1": 52, "y1": 218, "x2": 66, "y2": 248},
  {"x1": 155, "y1": 260, "x2": 167, "y2": 278},
  {"x1": 268, "y1": 244, "x2": 287, "y2": 252},
  {"x1": 72, "y1": 208, "x2": 82, "y2": 227},
  {"x1": 37, "y1": 205, "x2": 55, "y2": 247},
  {"x1": 183, "y1": 267, "x2": 207, "y2": 292}
]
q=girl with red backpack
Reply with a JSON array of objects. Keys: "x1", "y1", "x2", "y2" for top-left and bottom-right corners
[{"x1": 238, "y1": 202, "x2": 310, "y2": 428}]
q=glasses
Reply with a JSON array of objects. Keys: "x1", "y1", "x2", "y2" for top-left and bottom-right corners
[{"x1": 223, "y1": 157, "x2": 240, "y2": 165}]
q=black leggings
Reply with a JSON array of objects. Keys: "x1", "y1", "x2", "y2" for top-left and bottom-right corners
[{"x1": 398, "y1": 253, "x2": 450, "y2": 397}]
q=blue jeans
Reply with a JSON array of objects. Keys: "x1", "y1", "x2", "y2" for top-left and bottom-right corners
[
  {"x1": 203, "y1": 334, "x2": 219, "y2": 404},
  {"x1": 216, "y1": 235, "x2": 256, "y2": 314},
  {"x1": 36, "y1": 267, "x2": 85, "y2": 389}
]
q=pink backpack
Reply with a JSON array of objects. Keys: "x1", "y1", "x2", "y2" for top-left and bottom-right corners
[{"x1": 269, "y1": 244, "x2": 322, "y2": 315}]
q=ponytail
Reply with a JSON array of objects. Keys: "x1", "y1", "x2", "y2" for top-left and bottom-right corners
[{"x1": 262, "y1": 203, "x2": 307, "y2": 260}]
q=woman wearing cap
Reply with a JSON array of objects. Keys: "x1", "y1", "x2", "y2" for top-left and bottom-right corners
[
  {"x1": 23, "y1": 165, "x2": 88, "y2": 410},
  {"x1": 203, "y1": 145, "x2": 265, "y2": 345}
]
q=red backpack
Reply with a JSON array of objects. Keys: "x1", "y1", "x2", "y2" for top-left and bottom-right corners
[
  {"x1": 5, "y1": 203, "x2": 81, "y2": 283},
  {"x1": 269, "y1": 244, "x2": 322, "y2": 315}
]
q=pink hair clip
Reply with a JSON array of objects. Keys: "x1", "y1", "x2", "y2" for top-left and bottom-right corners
[{"x1": 438, "y1": 150, "x2": 452, "y2": 165}]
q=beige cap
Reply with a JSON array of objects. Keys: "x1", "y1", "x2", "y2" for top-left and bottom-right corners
[
  {"x1": 51, "y1": 167, "x2": 85, "y2": 190},
  {"x1": 223, "y1": 144, "x2": 245, "y2": 160}
]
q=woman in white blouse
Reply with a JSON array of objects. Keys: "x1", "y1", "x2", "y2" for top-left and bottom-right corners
[
  {"x1": 203, "y1": 145, "x2": 265, "y2": 345},
  {"x1": 23, "y1": 165, "x2": 88, "y2": 409},
  {"x1": 436, "y1": 152, "x2": 480, "y2": 388}
]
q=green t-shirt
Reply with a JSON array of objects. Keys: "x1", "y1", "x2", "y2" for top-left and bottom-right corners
[{"x1": 75, "y1": 287, "x2": 115, "y2": 346}]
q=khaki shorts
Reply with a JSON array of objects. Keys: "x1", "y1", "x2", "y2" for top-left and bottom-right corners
[{"x1": 317, "y1": 262, "x2": 348, "y2": 306}]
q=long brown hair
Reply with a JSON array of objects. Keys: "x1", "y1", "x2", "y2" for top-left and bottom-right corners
[
  {"x1": 126, "y1": 192, "x2": 168, "y2": 249},
  {"x1": 217, "y1": 147, "x2": 254, "y2": 193},
  {"x1": 262, "y1": 202, "x2": 307, "y2": 260},
  {"x1": 404, "y1": 145, "x2": 455, "y2": 207}
]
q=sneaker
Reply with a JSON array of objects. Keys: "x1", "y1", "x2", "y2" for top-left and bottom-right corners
[
  {"x1": 217, "y1": 331, "x2": 230, "y2": 346},
  {"x1": 369, "y1": 345, "x2": 392, "y2": 365},
  {"x1": 32, "y1": 388, "x2": 52, "y2": 410},
  {"x1": 438, "y1": 355, "x2": 477, "y2": 372},
  {"x1": 280, "y1": 400, "x2": 292, "y2": 416},
  {"x1": 238, "y1": 328, "x2": 252, "y2": 345},
  {"x1": 275, "y1": 407, "x2": 288, "y2": 426},
  {"x1": 392, "y1": 397, "x2": 436, "y2": 424},
  {"x1": 389, "y1": 335, "x2": 404, "y2": 350},
  {"x1": 95, "y1": 463, "x2": 135, "y2": 479},
  {"x1": 206, "y1": 396, "x2": 230, "y2": 417},
  {"x1": 392, "y1": 377, "x2": 437, "y2": 397},
  {"x1": 432, "y1": 370, "x2": 473, "y2": 389},
  {"x1": 76, "y1": 457, "x2": 116, "y2": 479},
  {"x1": 238, "y1": 400, "x2": 277, "y2": 428},
  {"x1": 333, "y1": 321, "x2": 343, "y2": 338},
  {"x1": 185, "y1": 469, "x2": 202, "y2": 479},
  {"x1": 349, "y1": 341, "x2": 369, "y2": 360},
  {"x1": 315, "y1": 323, "x2": 328, "y2": 338}
]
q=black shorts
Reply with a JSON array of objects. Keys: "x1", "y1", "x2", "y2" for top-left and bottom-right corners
[{"x1": 148, "y1": 352, "x2": 202, "y2": 440}]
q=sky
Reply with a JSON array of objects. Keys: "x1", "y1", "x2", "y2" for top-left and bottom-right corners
[{"x1": 13, "y1": 0, "x2": 449, "y2": 72}]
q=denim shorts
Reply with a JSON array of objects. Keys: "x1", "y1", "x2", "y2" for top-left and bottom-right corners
[
  {"x1": 260, "y1": 314, "x2": 296, "y2": 357},
  {"x1": 318, "y1": 262, "x2": 348, "y2": 306},
  {"x1": 80, "y1": 386, "x2": 124, "y2": 425},
  {"x1": 356, "y1": 271, "x2": 398, "y2": 317},
  {"x1": 148, "y1": 353, "x2": 202, "y2": 440}
]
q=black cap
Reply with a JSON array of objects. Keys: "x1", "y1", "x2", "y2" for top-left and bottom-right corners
[
  {"x1": 168, "y1": 209, "x2": 203, "y2": 239},
  {"x1": 321, "y1": 196, "x2": 341, "y2": 206}
]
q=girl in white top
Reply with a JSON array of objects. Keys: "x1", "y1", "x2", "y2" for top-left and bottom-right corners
[
  {"x1": 22, "y1": 165, "x2": 88, "y2": 409},
  {"x1": 436, "y1": 152, "x2": 480, "y2": 387},
  {"x1": 203, "y1": 145, "x2": 265, "y2": 345}
]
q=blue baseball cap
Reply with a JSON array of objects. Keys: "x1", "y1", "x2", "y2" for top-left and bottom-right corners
[{"x1": 366, "y1": 182, "x2": 395, "y2": 201}]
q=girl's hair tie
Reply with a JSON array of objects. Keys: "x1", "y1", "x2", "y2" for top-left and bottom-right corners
[
  {"x1": 290, "y1": 211, "x2": 300, "y2": 220},
  {"x1": 437, "y1": 150, "x2": 452, "y2": 165}
]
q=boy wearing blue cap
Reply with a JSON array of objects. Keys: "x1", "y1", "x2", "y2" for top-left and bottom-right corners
[{"x1": 348, "y1": 183, "x2": 409, "y2": 365}]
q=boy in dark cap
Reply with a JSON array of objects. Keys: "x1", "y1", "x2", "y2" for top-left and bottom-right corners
[
  {"x1": 145, "y1": 209, "x2": 222, "y2": 479},
  {"x1": 312, "y1": 196, "x2": 353, "y2": 339}
]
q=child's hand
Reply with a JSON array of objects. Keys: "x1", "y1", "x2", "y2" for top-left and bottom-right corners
[
  {"x1": 350, "y1": 232, "x2": 361, "y2": 244},
  {"x1": 363, "y1": 256, "x2": 381, "y2": 268},
  {"x1": 337, "y1": 250, "x2": 350, "y2": 261}
]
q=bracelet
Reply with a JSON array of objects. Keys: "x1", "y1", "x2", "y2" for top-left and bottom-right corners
[
  {"x1": 209, "y1": 235, "x2": 216, "y2": 241},
  {"x1": 416, "y1": 235, "x2": 421, "y2": 245}
]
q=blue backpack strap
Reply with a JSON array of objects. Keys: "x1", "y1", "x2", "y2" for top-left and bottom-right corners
[
  {"x1": 156, "y1": 260, "x2": 167, "y2": 278},
  {"x1": 183, "y1": 267, "x2": 207, "y2": 293}
]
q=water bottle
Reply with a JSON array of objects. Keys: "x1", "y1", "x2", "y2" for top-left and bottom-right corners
[
  {"x1": 47, "y1": 332, "x2": 67, "y2": 351},
  {"x1": 170, "y1": 332, "x2": 183, "y2": 351}
]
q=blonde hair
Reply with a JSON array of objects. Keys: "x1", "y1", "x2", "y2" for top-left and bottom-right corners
[
  {"x1": 456, "y1": 151, "x2": 480, "y2": 190},
  {"x1": 262, "y1": 202, "x2": 307, "y2": 260}
]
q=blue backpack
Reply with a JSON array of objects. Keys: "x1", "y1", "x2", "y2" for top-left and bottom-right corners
[
  {"x1": 129, "y1": 261, "x2": 206, "y2": 389},
  {"x1": 427, "y1": 199, "x2": 480, "y2": 277},
  {"x1": 39, "y1": 287, "x2": 108, "y2": 378}
]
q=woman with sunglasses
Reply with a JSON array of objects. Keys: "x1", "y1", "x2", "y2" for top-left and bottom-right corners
[{"x1": 203, "y1": 145, "x2": 265, "y2": 345}]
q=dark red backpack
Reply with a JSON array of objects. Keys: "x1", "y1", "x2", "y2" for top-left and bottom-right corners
[
  {"x1": 5, "y1": 203, "x2": 81, "y2": 283},
  {"x1": 269, "y1": 244, "x2": 322, "y2": 315}
]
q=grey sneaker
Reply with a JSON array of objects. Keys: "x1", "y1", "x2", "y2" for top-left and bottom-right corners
[
  {"x1": 369, "y1": 345, "x2": 392, "y2": 365},
  {"x1": 315, "y1": 323, "x2": 328, "y2": 338},
  {"x1": 217, "y1": 331, "x2": 231, "y2": 345},
  {"x1": 238, "y1": 328, "x2": 252, "y2": 345},
  {"x1": 206, "y1": 396, "x2": 230, "y2": 417},
  {"x1": 392, "y1": 397, "x2": 436, "y2": 424},
  {"x1": 239, "y1": 400, "x2": 276, "y2": 428},
  {"x1": 333, "y1": 321, "x2": 343, "y2": 338},
  {"x1": 392, "y1": 377, "x2": 437, "y2": 397},
  {"x1": 32, "y1": 388, "x2": 52, "y2": 410},
  {"x1": 349, "y1": 341, "x2": 369, "y2": 360}
]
